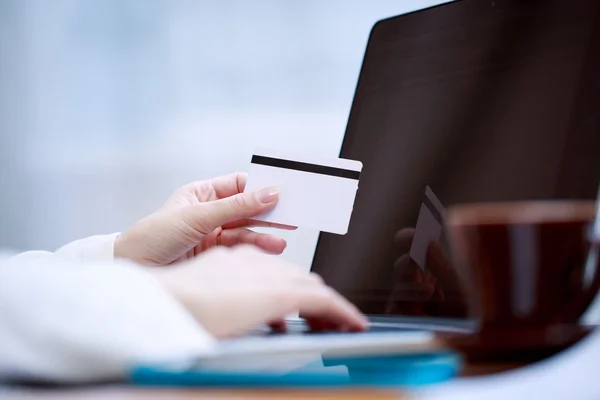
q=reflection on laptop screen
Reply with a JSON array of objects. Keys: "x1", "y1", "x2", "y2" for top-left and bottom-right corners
[{"x1": 311, "y1": 0, "x2": 600, "y2": 318}]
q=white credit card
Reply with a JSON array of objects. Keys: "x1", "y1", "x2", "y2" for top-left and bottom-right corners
[
  {"x1": 245, "y1": 148, "x2": 363, "y2": 235},
  {"x1": 409, "y1": 186, "x2": 446, "y2": 270}
]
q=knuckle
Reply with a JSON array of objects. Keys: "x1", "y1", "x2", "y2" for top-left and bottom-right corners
[
  {"x1": 228, "y1": 194, "x2": 251, "y2": 210},
  {"x1": 195, "y1": 181, "x2": 214, "y2": 199},
  {"x1": 314, "y1": 285, "x2": 337, "y2": 303},
  {"x1": 308, "y1": 272, "x2": 325, "y2": 285}
]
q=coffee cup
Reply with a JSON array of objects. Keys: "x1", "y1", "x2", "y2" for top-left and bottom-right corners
[{"x1": 446, "y1": 200, "x2": 600, "y2": 340}]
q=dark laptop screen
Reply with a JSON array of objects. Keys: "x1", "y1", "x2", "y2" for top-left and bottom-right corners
[{"x1": 311, "y1": 0, "x2": 600, "y2": 318}]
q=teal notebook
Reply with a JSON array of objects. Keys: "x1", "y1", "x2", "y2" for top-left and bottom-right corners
[{"x1": 130, "y1": 351, "x2": 461, "y2": 388}]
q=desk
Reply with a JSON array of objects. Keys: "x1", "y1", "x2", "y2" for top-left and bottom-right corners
[{"x1": 6, "y1": 362, "x2": 525, "y2": 400}]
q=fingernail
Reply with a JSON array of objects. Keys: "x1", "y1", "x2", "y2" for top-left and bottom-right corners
[{"x1": 256, "y1": 186, "x2": 280, "y2": 203}]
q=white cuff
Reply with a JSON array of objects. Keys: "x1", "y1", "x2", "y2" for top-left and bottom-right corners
[
  {"x1": 0, "y1": 257, "x2": 216, "y2": 383},
  {"x1": 7, "y1": 233, "x2": 121, "y2": 266},
  {"x1": 54, "y1": 232, "x2": 121, "y2": 262}
]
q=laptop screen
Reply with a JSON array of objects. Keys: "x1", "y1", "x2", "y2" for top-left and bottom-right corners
[{"x1": 311, "y1": 0, "x2": 600, "y2": 319}]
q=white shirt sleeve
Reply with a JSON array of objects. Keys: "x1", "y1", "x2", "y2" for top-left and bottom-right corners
[
  {"x1": 7, "y1": 233, "x2": 121, "y2": 265},
  {"x1": 0, "y1": 241, "x2": 217, "y2": 383}
]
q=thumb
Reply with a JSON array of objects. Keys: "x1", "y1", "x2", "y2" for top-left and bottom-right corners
[{"x1": 187, "y1": 186, "x2": 280, "y2": 233}]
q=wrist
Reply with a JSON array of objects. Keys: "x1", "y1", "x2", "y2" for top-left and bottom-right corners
[{"x1": 113, "y1": 227, "x2": 149, "y2": 265}]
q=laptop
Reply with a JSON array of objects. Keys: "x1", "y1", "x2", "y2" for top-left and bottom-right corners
[
  {"x1": 200, "y1": 0, "x2": 600, "y2": 360},
  {"x1": 280, "y1": 0, "x2": 600, "y2": 337}
]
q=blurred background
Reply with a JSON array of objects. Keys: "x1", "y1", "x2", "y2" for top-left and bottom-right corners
[{"x1": 0, "y1": 0, "x2": 450, "y2": 269}]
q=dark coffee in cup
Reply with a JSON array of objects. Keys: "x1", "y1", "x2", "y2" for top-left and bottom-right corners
[{"x1": 447, "y1": 201, "x2": 600, "y2": 335}]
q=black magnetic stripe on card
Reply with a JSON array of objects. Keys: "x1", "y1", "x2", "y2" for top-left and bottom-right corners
[
  {"x1": 423, "y1": 192, "x2": 445, "y2": 225},
  {"x1": 251, "y1": 155, "x2": 360, "y2": 180}
]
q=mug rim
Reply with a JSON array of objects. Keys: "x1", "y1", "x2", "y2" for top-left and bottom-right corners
[{"x1": 447, "y1": 200, "x2": 597, "y2": 226}]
